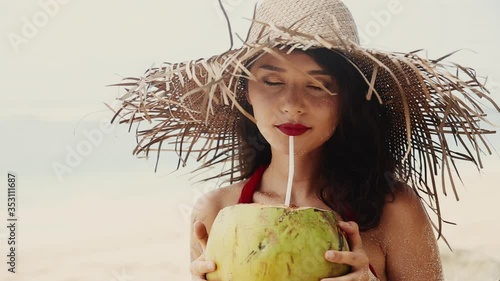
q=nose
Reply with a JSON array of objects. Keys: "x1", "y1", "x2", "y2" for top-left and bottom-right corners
[{"x1": 280, "y1": 85, "x2": 305, "y2": 115}]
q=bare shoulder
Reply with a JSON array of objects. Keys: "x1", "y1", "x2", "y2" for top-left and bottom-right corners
[
  {"x1": 191, "y1": 180, "x2": 246, "y2": 233},
  {"x1": 383, "y1": 182, "x2": 425, "y2": 218},
  {"x1": 378, "y1": 182, "x2": 444, "y2": 280},
  {"x1": 378, "y1": 182, "x2": 431, "y2": 238}
]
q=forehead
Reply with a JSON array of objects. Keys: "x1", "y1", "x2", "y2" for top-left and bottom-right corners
[{"x1": 250, "y1": 50, "x2": 326, "y2": 73}]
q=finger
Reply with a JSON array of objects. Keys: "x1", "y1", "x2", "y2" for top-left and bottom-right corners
[
  {"x1": 190, "y1": 257, "x2": 216, "y2": 277},
  {"x1": 338, "y1": 221, "x2": 362, "y2": 251},
  {"x1": 193, "y1": 221, "x2": 209, "y2": 250},
  {"x1": 325, "y1": 250, "x2": 369, "y2": 268},
  {"x1": 320, "y1": 268, "x2": 371, "y2": 281},
  {"x1": 191, "y1": 276, "x2": 206, "y2": 281}
]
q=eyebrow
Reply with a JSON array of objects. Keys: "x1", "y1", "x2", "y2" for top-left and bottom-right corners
[{"x1": 258, "y1": 64, "x2": 330, "y2": 76}]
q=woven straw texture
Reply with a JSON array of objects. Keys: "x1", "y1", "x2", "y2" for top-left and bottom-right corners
[{"x1": 247, "y1": 0, "x2": 359, "y2": 45}]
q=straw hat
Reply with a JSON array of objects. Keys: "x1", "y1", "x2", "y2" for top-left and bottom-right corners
[{"x1": 110, "y1": 0, "x2": 498, "y2": 230}]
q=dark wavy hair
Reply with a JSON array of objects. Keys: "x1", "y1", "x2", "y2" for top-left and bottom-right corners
[{"x1": 236, "y1": 48, "x2": 397, "y2": 231}]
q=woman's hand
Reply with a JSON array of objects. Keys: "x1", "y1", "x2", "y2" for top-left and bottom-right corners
[
  {"x1": 190, "y1": 221, "x2": 216, "y2": 281},
  {"x1": 322, "y1": 221, "x2": 377, "y2": 281}
]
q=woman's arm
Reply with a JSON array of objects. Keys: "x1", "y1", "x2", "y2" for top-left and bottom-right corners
[
  {"x1": 189, "y1": 190, "x2": 223, "y2": 280},
  {"x1": 382, "y1": 184, "x2": 444, "y2": 280},
  {"x1": 190, "y1": 190, "x2": 221, "y2": 262}
]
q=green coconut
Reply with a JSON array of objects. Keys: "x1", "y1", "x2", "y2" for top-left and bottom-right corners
[{"x1": 205, "y1": 203, "x2": 350, "y2": 281}]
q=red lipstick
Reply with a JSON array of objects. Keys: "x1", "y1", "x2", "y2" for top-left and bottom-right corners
[{"x1": 276, "y1": 123, "x2": 310, "y2": 136}]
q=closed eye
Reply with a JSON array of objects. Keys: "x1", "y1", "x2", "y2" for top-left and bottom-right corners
[
  {"x1": 307, "y1": 84, "x2": 328, "y2": 92},
  {"x1": 264, "y1": 80, "x2": 284, "y2": 86},
  {"x1": 307, "y1": 85, "x2": 323, "y2": 91}
]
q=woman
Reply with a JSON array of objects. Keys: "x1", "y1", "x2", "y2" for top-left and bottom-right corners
[
  {"x1": 110, "y1": 0, "x2": 498, "y2": 280},
  {"x1": 190, "y1": 49, "x2": 441, "y2": 280}
]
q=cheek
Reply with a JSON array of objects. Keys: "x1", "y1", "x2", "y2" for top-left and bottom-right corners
[
  {"x1": 318, "y1": 100, "x2": 341, "y2": 143},
  {"x1": 330, "y1": 104, "x2": 341, "y2": 129},
  {"x1": 249, "y1": 98, "x2": 267, "y2": 122},
  {"x1": 247, "y1": 93, "x2": 271, "y2": 134},
  {"x1": 248, "y1": 87, "x2": 276, "y2": 119},
  {"x1": 319, "y1": 97, "x2": 340, "y2": 125}
]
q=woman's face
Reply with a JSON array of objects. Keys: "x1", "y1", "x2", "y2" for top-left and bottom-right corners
[{"x1": 247, "y1": 50, "x2": 341, "y2": 155}]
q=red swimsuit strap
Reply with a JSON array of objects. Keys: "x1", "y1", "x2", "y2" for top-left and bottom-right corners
[{"x1": 238, "y1": 165, "x2": 267, "y2": 204}]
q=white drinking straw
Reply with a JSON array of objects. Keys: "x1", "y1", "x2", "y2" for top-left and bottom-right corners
[{"x1": 285, "y1": 136, "x2": 294, "y2": 207}]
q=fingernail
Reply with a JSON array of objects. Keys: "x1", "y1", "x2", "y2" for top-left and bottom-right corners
[
  {"x1": 206, "y1": 262, "x2": 215, "y2": 271},
  {"x1": 339, "y1": 221, "x2": 350, "y2": 227},
  {"x1": 326, "y1": 251, "x2": 336, "y2": 259}
]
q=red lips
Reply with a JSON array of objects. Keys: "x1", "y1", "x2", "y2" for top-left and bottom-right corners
[{"x1": 276, "y1": 123, "x2": 310, "y2": 136}]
